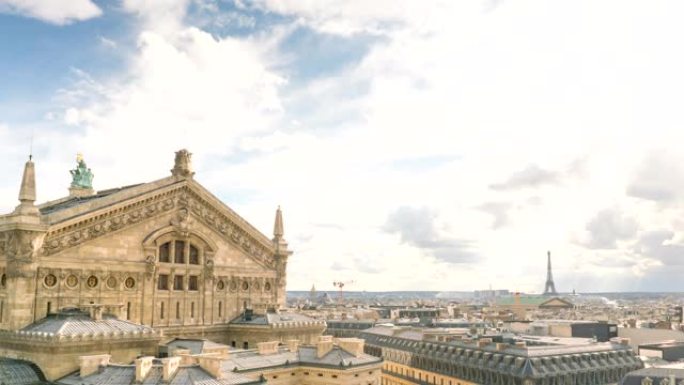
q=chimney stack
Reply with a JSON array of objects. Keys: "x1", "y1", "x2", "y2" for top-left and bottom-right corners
[
  {"x1": 135, "y1": 356, "x2": 154, "y2": 382},
  {"x1": 161, "y1": 357, "x2": 181, "y2": 382},
  {"x1": 79, "y1": 355, "x2": 110, "y2": 378}
]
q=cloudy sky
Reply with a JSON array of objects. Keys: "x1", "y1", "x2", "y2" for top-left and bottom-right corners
[{"x1": 1, "y1": 1, "x2": 684, "y2": 293}]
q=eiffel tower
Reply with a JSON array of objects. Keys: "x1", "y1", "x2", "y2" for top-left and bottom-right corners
[{"x1": 543, "y1": 251, "x2": 557, "y2": 295}]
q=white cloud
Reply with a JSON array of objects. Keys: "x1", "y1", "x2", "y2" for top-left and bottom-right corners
[
  {"x1": 0, "y1": 0, "x2": 101, "y2": 25},
  {"x1": 6, "y1": 1, "x2": 684, "y2": 292}
]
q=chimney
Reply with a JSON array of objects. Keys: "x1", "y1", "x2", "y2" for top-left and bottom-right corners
[
  {"x1": 198, "y1": 356, "x2": 223, "y2": 379},
  {"x1": 286, "y1": 340, "x2": 300, "y2": 352},
  {"x1": 87, "y1": 305, "x2": 103, "y2": 321},
  {"x1": 79, "y1": 354, "x2": 110, "y2": 378},
  {"x1": 337, "y1": 338, "x2": 365, "y2": 357},
  {"x1": 620, "y1": 338, "x2": 631, "y2": 346},
  {"x1": 257, "y1": 341, "x2": 280, "y2": 355},
  {"x1": 515, "y1": 341, "x2": 527, "y2": 348},
  {"x1": 161, "y1": 357, "x2": 181, "y2": 382},
  {"x1": 317, "y1": 340, "x2": 333, "y2": 358},
  {"x1": 135, "y1": 356, "x2": 154, "y2": 382},
  {"x1": 496, "y1": 343, "x2": 508, "y2": 351},
  {"x1": 171, "y1": 349, "x2": 195, "y2": 365},
  {"x1": 477, "y1": 338, "x2": 493, "y2": 348}
]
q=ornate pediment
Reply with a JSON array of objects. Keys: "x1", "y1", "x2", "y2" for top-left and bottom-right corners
[{"x1": 41, "y1": 183, "x2": 277, "y2": 268}]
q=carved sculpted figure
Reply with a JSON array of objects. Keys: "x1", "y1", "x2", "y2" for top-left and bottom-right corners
[{"x1": 69, "y1": 154, "x2": 94, "y2": 189}]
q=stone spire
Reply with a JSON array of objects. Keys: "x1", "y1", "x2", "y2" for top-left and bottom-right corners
[
  {"x1": 171, "y1": 149, "x2": 194, "y2": 178},
  {"x1": 14, "y1": 157, "x2": 39, "y2": 215},
  {"x1": 273, "y1": 206, "x2": 284, "y2": 240}
]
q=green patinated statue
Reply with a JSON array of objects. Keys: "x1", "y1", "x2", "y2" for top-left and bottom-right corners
[{"x1": 70, "y1": 154, "x2": 94, "y2": 189}]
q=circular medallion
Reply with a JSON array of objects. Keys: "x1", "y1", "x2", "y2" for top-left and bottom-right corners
[
  {"x1": 86, "y1": 275, "x2": 98, "y2": 288},
  {"x1": 125, "y1": 277, "x2": 136, "y2": 289},
  {"x1": 66, "y1": 275, "x2": 79, "y2": 288},
  {"x1": 264, "y1": 282, "x2": 271, "y2": 292},
  {"x1": 106, "y1": 276, "x2": 117, "y2": 289},
  {"x1": 229, "y1": 281, "x2": 237, "y2": 292},
  {"x1": 216, "y1": 280, "x2": 225, "y2": 290},
  {"x1": 44, "y1": 274, "x2": 57, "y2": 288},
  {"x1": 241, "y1": 281, "x2": 249, "y2": 291},
  {"x1": 253, "y1": 282, "x2": 261, "y2": 291}
]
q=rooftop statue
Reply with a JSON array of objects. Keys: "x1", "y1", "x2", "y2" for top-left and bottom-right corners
[{"x1": 70, "y1": 153, "x2": 94, "y2": 189}]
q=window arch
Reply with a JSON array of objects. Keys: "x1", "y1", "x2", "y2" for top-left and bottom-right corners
[
  {"x1": 157, "y1": 240, "x2": 205, "y2": 265},
  {"x1": 144, "y1": 226, "x2": 217, "y2": 266}
]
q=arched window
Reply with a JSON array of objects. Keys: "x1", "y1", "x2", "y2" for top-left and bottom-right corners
[
  {"x1": 189, "y1": 245, "x2": 199, "y2": 264},
  {"x1": 218, "y1": 301, "x2": 223, "y2": 318},
  {"x1": 158, "y1": 240, "x2": 203, "y2": 265},
  {"x1": 159, "y1": 242, "x2": 170, "y2": 263},
  {"x1": 174, "y1": 241, "x2": 185, "y2": 263}
]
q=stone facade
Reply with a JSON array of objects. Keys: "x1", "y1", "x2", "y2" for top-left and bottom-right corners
[{"x1": 0, "y1": 150, "x2": 291, "y2": 340}]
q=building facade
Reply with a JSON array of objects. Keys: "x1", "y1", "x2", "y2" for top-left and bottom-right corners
[
  {"x1": 361, "y1": 325, "x2": 643, "y2": 385},
  {"x1": 0, "y1": 150, "x2": 291, "y2": 341}
]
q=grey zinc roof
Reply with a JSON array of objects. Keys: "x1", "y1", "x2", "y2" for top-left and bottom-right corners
[
  {"x1": 57, "y1": 364, "x2": 263, "y2": 385},
  {"x1": 22, "y1": 309, "x2": 155, "y2": 337},
  {"x1": 298, "y1": 346, "x2": 382, "y2": 366},
  {"x1": 166, "y1": 339, "x2": 234, "y2": 355},
  {"x1": 0, "y1": 358, "x2": 46, "y2": 385},
  {"x1": 218, "y1": 345, "x2": 381, "y2": 374},
  {"x1": 38, "y1": 184, "x2": 143, "y2": 215},
  {"x1": 620, "y1": 368, "x2": 684, "y2": 385},
  {"x1": 230, "y1": 312, "x2": 320, "y2": 326},
  {"x1": 221, "y1": 350, "x2": 299, "y2": 371}
]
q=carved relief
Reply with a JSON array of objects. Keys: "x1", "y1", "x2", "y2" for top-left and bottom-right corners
[
  {"x1": 204, "y1": 256, "x2": 214, "y2": 278},
  {"x1": 65, "y1": 275, "x2": 79, "y2": 289},
  {"x1": 86, "y1": 275, "x2": 98, "y2": 289},
  {"x1": 125, "y1": 277, "x2": 136, "y2": 289},
  {"x1": 170, "y1": 208, "x2": 191, "y2": 237},
  {"x1": 42, "y1": 193, "x2": 177, "y2": 256},
  {"x1": 44, "y1": 274, "x2": 57, "y2": 288},
  {"x1": 106, "y1": 276, "x2": 117, "y2": 289},
  {"x1": 4, "y1": 230, "x2": 44, "y2": 278},
  {"x1": 145, "y1": 255, "x2": 156, "y2": 277}
]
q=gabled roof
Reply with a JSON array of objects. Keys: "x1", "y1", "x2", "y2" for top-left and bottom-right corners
[{"x1": 36, "y1": 176, "x2": 278, "y2": 260}]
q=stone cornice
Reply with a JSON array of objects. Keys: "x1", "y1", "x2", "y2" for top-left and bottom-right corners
[{"x1": 0, "y1": 328, "x2": 160, "y2": 344}]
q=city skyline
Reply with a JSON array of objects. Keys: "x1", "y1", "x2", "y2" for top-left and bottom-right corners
[{"x1": 2, "y1": 1, "x2": 684, "y2": 292}]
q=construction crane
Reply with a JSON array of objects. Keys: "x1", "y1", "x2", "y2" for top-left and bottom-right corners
[{"x1": 332, "y1": 280, "x2": 354, "y2": 305}]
